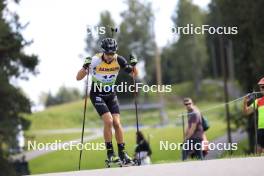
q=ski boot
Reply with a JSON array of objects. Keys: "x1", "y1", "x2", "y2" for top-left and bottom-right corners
[
  {"x1": 119, "y1": 151, "x2": 134, "y2": 167},
  {"x1": 105, "y1": 153, "x2": 121, "y2": 168}
]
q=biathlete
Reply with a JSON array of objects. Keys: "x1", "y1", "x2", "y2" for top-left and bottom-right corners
[{"x1": 76, "y1": 38, "x2": 138, "y2": 165}]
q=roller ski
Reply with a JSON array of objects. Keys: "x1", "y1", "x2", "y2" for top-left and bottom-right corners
[
  {"x1": 118, "y1": 151, "x2": 138, "y2": 167},
  {"x1": 105, "y1": 153, "x2": 122, "y2": 168}
]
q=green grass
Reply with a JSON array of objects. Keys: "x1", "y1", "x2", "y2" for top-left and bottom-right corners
[
  {"x1": 25, "y1": 96, "x2": 231, "y2": 174},
  {"x1": 220, "y1": 138, "x2": 264, "y2": 159},
  {"x1": 25, "y1": 100, "x2": 165, "y2": 130},
  {"x1": 29, "y1": 122, "x2": 226, "y2": 174},
  {"x1": 24, "y1": 80, "x2": 242, "y2": 174},
  {"x1": 221, "y1": 139, "x2": 249, "y2": 158},
  {"x1": 24, "y1": 99, "x2": 232, "y2": 132},
  {"x1": 24, "y1": 80, "x2": 238, "y2": 131},
  {"x1": 28, "y1": 127, "x2": 183, "y2": 174},
  {"x1": 24, "y1": 101, "x2": 99, "y2": 130}
]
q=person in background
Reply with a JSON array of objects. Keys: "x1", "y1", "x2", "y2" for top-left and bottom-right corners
[
  {"x1": 243, "y1": 77, "x2": 264, "y2": 154},
  {"x1": 134, "y1": 131, "x2": 152, "y2": 165},
  {"x1": 182, "y1": 97, "x2": 204, "y2": 160}
]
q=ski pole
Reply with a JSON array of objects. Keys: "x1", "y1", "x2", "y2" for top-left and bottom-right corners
[
  {"x1": 182, "y1": 113, "x2": 185, "y2": 141},
  {"x1": 253, "y1": 91, "x2": 258, "y2": 155},
  {"x1": 181, "y1": 113, "x2": 185, "y2": 161},
  {"x1": 107, "y1": 25, "x2": 118, "y2": 38},
  {"x1": 130, "y1": 54, "x2": 140, "y2": 165},
  {"x1": 78, "y1": 70, "x2": 89, "y2": 170}
]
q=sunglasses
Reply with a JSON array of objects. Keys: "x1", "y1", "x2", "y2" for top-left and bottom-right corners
[
  {"x1": 184, "y1": 103, "x2": 191, "y2": 106},
  {"x1": 260, "y1": 85, "x2": 264, "y2": 89},
  {"x1": 105, "y1": 53, "x2": 115, "y2": 56}
]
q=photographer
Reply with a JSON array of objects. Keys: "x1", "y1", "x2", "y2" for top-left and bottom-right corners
[{"x1": 243, "y1": 77, "x2": 264, "y2": 154}]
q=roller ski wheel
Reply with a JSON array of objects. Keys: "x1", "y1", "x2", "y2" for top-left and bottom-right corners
[
  {"x1": 133, "y1": 158, "x2": 141, "y2": 166},
  {"x1": 120, "y1": 160, "x2": 135, "y2": 167},
  {"x1": 105, "y1": 159, "x2": 122, "y2": 168}
]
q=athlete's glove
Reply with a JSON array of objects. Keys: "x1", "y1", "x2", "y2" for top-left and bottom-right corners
[
  {"x1": 129, "y1": 54, "x2": 138, "y2": 66},
  {"x1": 129, "y1": 54, "x2": 138, "y2": 77},
  {"x1": 83, "y1": 56, "x2": 92, "y2": 69}
]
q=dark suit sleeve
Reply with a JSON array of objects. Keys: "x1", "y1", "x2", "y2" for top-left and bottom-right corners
[{"x1": 117, "y1": 55, "x2": 133, "y2": 73}]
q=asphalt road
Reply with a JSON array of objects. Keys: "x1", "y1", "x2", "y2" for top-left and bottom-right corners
[{"x1": 33, "y1": 156, "x2": 264, "y2": 176}]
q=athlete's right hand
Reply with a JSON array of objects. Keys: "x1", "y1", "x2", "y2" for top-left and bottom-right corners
[{"x1": 83, "y1": 56, "x2": 92, "y2": 69}]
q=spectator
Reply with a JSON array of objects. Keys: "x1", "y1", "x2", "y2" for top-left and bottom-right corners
[
  {"x1": 182, "y1": 98, "x2": 204, "y2": 160},
  {"x1": 243, "y1": 77, "x2": 264, "y2": 154},
  {"x1": 134, "y1": 131, "x2": 152, "y2": 165}
]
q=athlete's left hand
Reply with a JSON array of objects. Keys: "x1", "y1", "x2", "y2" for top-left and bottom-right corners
[{"x1": 129, "y1": 54, "x2": 138, "y2": 66}]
